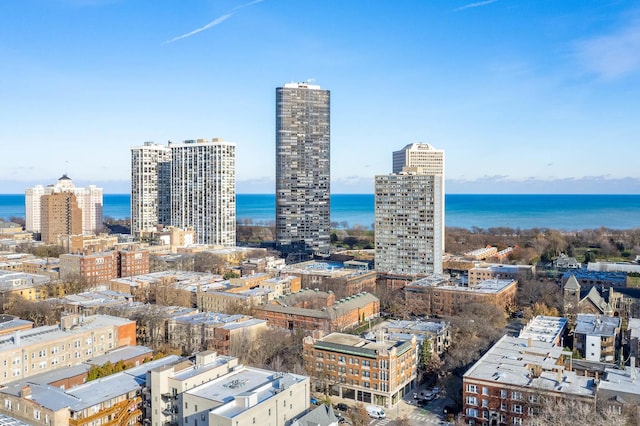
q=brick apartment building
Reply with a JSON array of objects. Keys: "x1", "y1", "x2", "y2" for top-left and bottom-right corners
[
  {"x1": 303, "y1": 331, "x2": 417, "y2": 408},
  {"x1": 254, "y1": 290, "x2": 380, "y2": 332},
  {"x1": 405, "y1": 276, "x2": 518, "y2": 316}
]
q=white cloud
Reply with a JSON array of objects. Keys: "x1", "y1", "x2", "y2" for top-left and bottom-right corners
[
  {"x1": 164, "y1": 0, "x2": 264, "y2": 44},
  {"x1": 454, "y1": 0, "x2": 498, "y2": 12},
  {"x1": 574, "y1": 17, "x2": 640, "y2": 79}
]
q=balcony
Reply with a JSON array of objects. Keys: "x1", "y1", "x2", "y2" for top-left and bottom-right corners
[{"x1": 162, "y1": 406, "x2": 178, "y2": 415}]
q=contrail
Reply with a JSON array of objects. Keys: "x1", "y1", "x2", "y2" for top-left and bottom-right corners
[
  {"x1": 164, "y1": 0, "x2": 264, "y2": 44},
  {"x1": 454, "y1": 0, "x2": 498, "y2": 12}
]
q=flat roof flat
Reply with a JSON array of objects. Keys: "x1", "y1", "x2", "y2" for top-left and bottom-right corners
[{"x1": 464, "y1": 335, "x2": 595, "y2": 397}]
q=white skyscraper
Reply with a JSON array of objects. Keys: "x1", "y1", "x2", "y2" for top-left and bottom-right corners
[
  {"x1": 130, "y1": 142, "x2": 172, "y2": 235},
  {"x1": 170, "y1": 138, "x2": 236, "y2": 246},
  {"x1": 25, "y1": 175, "x2": 103, "y2": 236},
  {"x1": 375, "y1": 143, "x2": 445, "y2": 276}
]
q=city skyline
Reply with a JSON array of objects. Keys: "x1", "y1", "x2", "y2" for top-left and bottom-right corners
[{"x1": 2, "y1": 1, "x2": 640, "y2": 194}]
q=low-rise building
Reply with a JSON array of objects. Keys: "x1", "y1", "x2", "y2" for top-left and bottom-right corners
[
  {"x1": 462, "y1": 334, "x2": 596, "y2": 425},
  {"x1": 561, "y1": 270, "x2": 627, "y2": 289},
  {"x1": 148, "y1": 350, "x2": 310, "y2": 426},
  {"x1": 573, "y1": 313, "x2": 621, "y2": 363},
  {"x1": 0, "y1": 270, "x2": 51, "y2": 308},
  {"x1": 0, "y1": 315, "x2": 33, "y2": 336},
  {"x1": 464, "y1": 247, "x2": 498, "y2": 260},
  {"x1": 303, "y1": 331, "x2": 417, "y2": 408},
  {"x1": 384, "y1": 319, "x2": 450, "y2": 354},
  {"x1": 405, "y1": 276, "x2": 518, "y2": 316},
  {"x1": 254, "y1": 290, "x2": 380, "y2": 332},
  {"x1": 0, "y1": 313, "x2": 136, "y2": 381},
  {"x1": 60, "y1": 252, "x2": 118, "y2": 285},
  {"x1": 69, "y1": 233, "x2": 119, "y2": 254},
  {"x1": 0, "y1": 355, "x2": 179, "y2": 426},
  {"x1": 517, "y1": 316, "x2": 567, "y2": 346},
  {"x1": 274, "y1": 261, "x2": 377, "y2": 298},
  {"x1": 468, "y1": 263, "x2": 534, "y2": 286}
]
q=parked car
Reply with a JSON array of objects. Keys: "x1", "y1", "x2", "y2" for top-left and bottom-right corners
[
  {"x1": 336, "y1": 403, "x2": 349, "y2": 412},
  {"x1": 310, "y1": 397, "x2": 319, "y2": 405}
]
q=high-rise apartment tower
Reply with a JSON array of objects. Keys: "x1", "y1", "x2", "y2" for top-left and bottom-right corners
[
  {"x1": 375, "y1": 143, "x2": 445, "y2": 276},
  {"x1": 25, "y1": 175, "x2": 103, "y2": 238},
  {"x1": 130, "y1": 142, "x2": 172, "y2": 235},
  {"x1": 170, "y1": 138, "x2": 236, "y2": 246},
  {"x1": 275, "y1": 82, "x2": 331, "y2": 256}
]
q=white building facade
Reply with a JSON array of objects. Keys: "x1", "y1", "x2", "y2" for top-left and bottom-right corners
[
  {"x1": 130, "y1": 142, "x2": 172, "y2": 235},
  {"x1": 375, "y1": 143, "x2": 445, "y2": 276},
  {"x1": 25, "y1": 175, "x2": 103, "y2": 236},
  {"x1": 170, "y1": 139, "x2": 236, "y2": 246}
]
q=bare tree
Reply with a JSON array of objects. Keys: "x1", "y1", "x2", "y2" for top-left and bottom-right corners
[{"x1": 529, "y1": 398, "x2": 629, "y2": 426}]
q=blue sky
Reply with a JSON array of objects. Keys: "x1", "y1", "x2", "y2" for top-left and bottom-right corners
[{"x1": 1, "y1": 0, "x2": 639, "y2": 194}]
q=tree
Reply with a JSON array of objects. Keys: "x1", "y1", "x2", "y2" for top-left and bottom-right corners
[
  {"x1": 419, "y1": 338, "x2": 442, "y2": 377},
  {"x1": 529, "y1": 398, "x2": 629, "y2": 426},
  {"x1": 348, "y1": 403, "x2": 369, "y2": 426}
]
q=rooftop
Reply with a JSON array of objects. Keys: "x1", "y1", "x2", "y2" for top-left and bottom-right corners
[
  {"x1": 464, "y1": 335, "x2": 595, "y2": 397},
  {"x1": 313, "y1": 332, "x2": 414, "y2": 359},
  {"x1": 188, "y1": 366, "x2": 307, "y2": 419},
  {"x1": 409, "y1": 276, "x2": 516, "y2": 294},
  {"x1": 518, "y1": 316, "x2": 568, "y2": 344},
  {"x1": 0, "y1": 314, "x2": 133, "y2": 352},
  {"x1": 574, "y1": 314, "x2": 620, "y2": 337}
]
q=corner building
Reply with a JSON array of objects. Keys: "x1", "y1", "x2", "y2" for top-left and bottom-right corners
[{"x1": 275, "y1": 82, "x2": 331, "y2": 256}]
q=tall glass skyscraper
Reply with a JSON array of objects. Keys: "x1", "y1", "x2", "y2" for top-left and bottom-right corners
[{"x1": 275, "y1": 82, "x2": 331, "y2": 256}]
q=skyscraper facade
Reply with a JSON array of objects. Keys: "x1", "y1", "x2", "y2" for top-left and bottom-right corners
[
  {"x1": 375, "y1": 143, "x2": 445, "y2": 276},
  {"x1": 275, "y1": 82, "x2": 331, "y2": 256},
  {"x1": 130, "y1": 142, "x2": 171, "y2": 235},
  {"x1": 40, "y1": 190, "x2": 83, "y2": 244},
  {"x1": 170, "y1": 138, "x2": 236, "y2": 246},
  {"x1": 25, "y1": 175, "x2": 103, "y2": 237}
]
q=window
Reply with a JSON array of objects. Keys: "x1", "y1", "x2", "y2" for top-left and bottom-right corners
[
  {"x1": 512, "y1": 405, "x2": 523, "y2": 414},
  {"x1": 511, "y1": 391, "x2": 523, "y2": 401},
  {"x1": 512, "y1": 418, "x2": 522, "y2": 425},
  {"x1": 466, "y1": 396, "x2": 477, "y2": 406},
  {"x1": 500, "y1": 390, "x2": 508, "y2": 398},
  {"x1": 466, "y1": 408, "x2": 478, "y2": 418},
  {"x1": 482, "y1": 386, "x2": 489, "y2": 395},
  {"x1": 467, "y1": 384, "x2": 478, "y2": 393}
]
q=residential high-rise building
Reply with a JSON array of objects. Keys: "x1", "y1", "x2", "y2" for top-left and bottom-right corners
[
  {"x1": 40, "y1": 191, "x2": 83, "y2": 245},
  {"x1": 375, "y1": 143, "x2": 445, "y2": 276},
  {"x1": 275, "y1": 82, "x2": 331, "y2": 256},
  {"x1": 130, "y1": 141, "x2": 171, "y2": 235},
  {"x1": 25, "y1": 175, "x2": 103, "y2": 237},
  {"x1": 170, "y1": 138, "x2": 236, "y2": 246}
]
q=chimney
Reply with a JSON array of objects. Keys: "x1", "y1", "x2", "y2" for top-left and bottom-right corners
[{"x1": 20, "y1": 385, "x2": 32, "y2": 399}]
